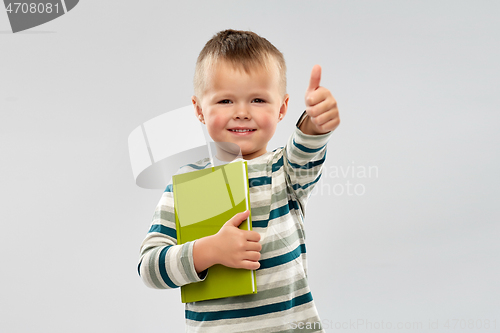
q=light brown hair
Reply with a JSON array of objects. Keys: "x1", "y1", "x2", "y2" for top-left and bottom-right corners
[{"x1": 193, "y1": 29, "x2": 287, "y2": 100}]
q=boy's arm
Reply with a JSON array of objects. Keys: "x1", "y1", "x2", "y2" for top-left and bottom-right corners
[
  {"x1": 282, "y1": 115, "x2": 333, "y2": 218},
  {"x1": 282, "y1": 65, "x2": 340, "y2": 217},
  {"x1": 138, "y1": 182, "x2": 261, "y2": 289},
  {"x1": 138, "y1": 182, "x2": 208, "y2": 289}
]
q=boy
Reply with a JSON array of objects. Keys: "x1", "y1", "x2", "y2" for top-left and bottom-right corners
[{"x1": 138, "y1": 29, "x2": 340, "y2": 332}]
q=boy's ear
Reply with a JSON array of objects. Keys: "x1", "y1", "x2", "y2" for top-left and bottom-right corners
[
  {"x1": 279, "y1": 94, "x2": 290, "y2": 121},
  {"x1": 192, "y1": 96, "x2": 205, "y2": 124}
]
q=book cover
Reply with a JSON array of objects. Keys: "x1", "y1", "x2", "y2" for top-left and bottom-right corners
[{"x1": 172, "y1": 160, "x2": 257, "y2": 303}]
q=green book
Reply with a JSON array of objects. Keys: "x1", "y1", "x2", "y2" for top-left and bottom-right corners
[{"x1": 172, "y1": 160, "x2": 257, "y2": 303}]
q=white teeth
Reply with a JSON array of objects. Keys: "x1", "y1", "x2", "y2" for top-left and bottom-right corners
[{"x1": 231, "y1": 129, "x2": 253, "y2": 132}]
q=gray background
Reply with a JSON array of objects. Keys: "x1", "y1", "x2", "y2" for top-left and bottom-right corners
[{"x1": 1, "y1": 1, "x2": 499, "y2": 332}]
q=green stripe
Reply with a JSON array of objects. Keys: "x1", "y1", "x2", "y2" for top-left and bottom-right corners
[
  {"x1": 200, "y1": 276, "x2": 309, "y2": 307},
  {"x1": 286, "y1": 140, "x2": 313, "y2": 162},
  {"x1": 251, "y1": 187, "x2": 287, "y2": 217},
  {"x1": 261, "y1": 228, "x2": 304, "y2": 254},
  {"x1": 152, "y1": 210, "x2": 176, "y2": 223},
  {"x1": 181, "y1": 242, "x2": 197, "y2": 282},
  {"x1": 147, "y1": 247, "x2": 166, "y2": 289},
  {"x1": 247, "y1": 162, "x2": 268, "y2": 173}
]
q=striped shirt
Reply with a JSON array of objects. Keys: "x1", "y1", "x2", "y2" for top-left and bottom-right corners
[{"x1": 138, "y1": 124, "x2": 332, "y2": 332}]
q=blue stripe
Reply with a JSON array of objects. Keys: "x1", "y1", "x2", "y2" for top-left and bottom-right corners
[
  {"x1": 148, "y1": 224, "x2": 177, "y2": 240},
  {"x1": 158, "y1": 246, "x2": 179, "y2": 288},
  {"x1": 272, "y1": 155, "x2": 284, "y2": 172},
  {"x1": 270, "y1": 202, "x2": 290, "y2": 221},
  {"x1": 164, "y1": 184, "x2": 173, "y2": 192},
  {"x1": 259, "y1": 244, "x2": 306, "y2": 270},
  {"x1": 180, "y1": 162, "x2": 211, "y2": 170},
  {"x1": 248, "y1": 176, "x2": 271, "y2": 188},
  {"x1": 286, "y1": 151, "x2": 326, "y2": 170},
  {"x1": 186, "y1": 291, "x2": 313, "y2": 321},
  {"x1": 293, "y1": 138, "x2": 325, "y2": 153},
  {"x1": 251, "y1": 200, "x2": 294, "y2": 228},
  {"x1": 137, "y1": 262, "x2": 141, "y2": 277},
  {"x1": 288, "y1": 198, "x2": 300, "y2": 211},
  {"x1": 252, "y1": 219, "x2": 268, "y2": 228},
  {"x1": 291, "y1": 172, "x2": 322, "y2": 191}
]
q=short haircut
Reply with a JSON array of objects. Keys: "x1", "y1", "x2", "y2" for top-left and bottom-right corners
[{"x1": 193, "y1": 29, "x2": 287, "y2": 100}]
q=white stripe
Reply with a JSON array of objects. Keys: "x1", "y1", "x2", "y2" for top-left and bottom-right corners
[
  {"x1": 60, "y1": 0, "x2": 68, "y2": 13},
  {"x1": 168, "y1": 245, "x2": 187, "y2": 285},
  {"x1": 139, "y1": 255, "x2": 156, "y2": 289},
  {"x1": 255, "y1": 261, "x2": 304, "y2": 290}
]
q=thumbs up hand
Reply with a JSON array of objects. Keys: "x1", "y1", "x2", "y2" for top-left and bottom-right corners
[{"x1": 303, "y1": 65, "x2": 340, "y2": 135}]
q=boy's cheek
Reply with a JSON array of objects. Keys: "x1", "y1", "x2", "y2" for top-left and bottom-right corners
[
  {"x1": 208, "y1": 117, "x2": 228, "y2": 130},
  {"x1": 206, "y1": 118, "x2": 231, "y2": 139},
  {"x1": 258, "y1": 116, "x2": 278, "y2": 131}
]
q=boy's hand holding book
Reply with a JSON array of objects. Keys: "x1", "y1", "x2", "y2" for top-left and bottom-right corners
[
  {"x1": 175, "y1": 161, "x2": 258, "y2": 302},
  {"x1": 193, "y1": 210, "x2": 262, "y2": 273},
  {"x1": 301, "y1": 65, "x2": 341, "y2": 135}
]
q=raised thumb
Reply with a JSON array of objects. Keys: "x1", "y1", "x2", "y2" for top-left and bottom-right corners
[{"x1": 307, "y1": 64, "x2": 322, "y2": 93}]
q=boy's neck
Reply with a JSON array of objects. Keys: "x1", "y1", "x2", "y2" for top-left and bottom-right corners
[{"x1": 212, "y1": 142, "x2": 243, "y2": 165}]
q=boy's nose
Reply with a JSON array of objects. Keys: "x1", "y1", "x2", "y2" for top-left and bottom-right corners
[{"x1": 233, "y1": 104, "x2": 251, "y2": 120}]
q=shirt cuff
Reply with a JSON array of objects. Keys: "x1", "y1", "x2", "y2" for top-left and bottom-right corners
[
  {"x1": 295, "y1": 110, "x2": 309, "y2": 129},
  {"x1": 182, "y1": 240, "x2": 208, "y2": 283},
  {"x1": 294, "y1": 120, "x2": 333, "y2": 149}
]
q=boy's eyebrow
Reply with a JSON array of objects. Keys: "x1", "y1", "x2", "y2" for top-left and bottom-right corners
[{"x1": 210, "y1": 90, "x2": 274, "y2": 99}]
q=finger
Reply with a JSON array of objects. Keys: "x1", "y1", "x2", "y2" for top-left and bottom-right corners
[
  {"x1": 307, "y1": 64, "x2": 322, "y2": 93},
  {"x1": 226, "y1": 210, "x2": 250, "y2": 227},
  {"x1": 245, "y1": 241, "x2": 262, "y2": 252},
  {"x1": 307, "y1": 93, "x2": 337, "y2": 117},
  {"x1": 242, "y1": 260, "x2": 260, "y2": 270},
  {"x1": 305, "y1": 89, "x2": 328, "y2": 110},
  {"x1": 317, "y1": 115, "x2": 341, "y2": 133},
  {"x1": 244, "y1": 251, "x2": 261, "y2": 262},
  {"x1": 310, "y1": 86, "x2": 334, "y2": 105},
  {"x1": 245, "y1": 230, "x2": 261, "y2": 242},
  {"x1": 308, "y1": 107, "x2": 332, "y2": 125}
]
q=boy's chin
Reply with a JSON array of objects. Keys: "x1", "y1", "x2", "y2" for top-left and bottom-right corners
[{"x1": 215, "y1": 141, "x2": 241, "y2": 155}]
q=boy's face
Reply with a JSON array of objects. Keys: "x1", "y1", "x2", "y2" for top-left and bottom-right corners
[{"x1": 192, "y1": 60, "x2": 289, "y2": 160}]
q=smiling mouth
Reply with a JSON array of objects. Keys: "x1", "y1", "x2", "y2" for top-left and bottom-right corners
[{"x1": 228, "y1": 129, "x2": 256, "y2": 132}]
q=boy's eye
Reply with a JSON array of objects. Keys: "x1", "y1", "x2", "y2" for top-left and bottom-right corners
[
  {"x1": 218, "y1": 99, "x2": 232, "y2": 104},
  {"x1": 252, "y1": 98, "x2": 265, "y2": 103}
]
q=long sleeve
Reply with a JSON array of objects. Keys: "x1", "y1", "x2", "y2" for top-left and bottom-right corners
[
  {"x1": 282, "y1": 119, "x2": 333, "y2": 219},
  {"x1": 138, "y1": 179, "x2": 207, "y2": 289}
]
